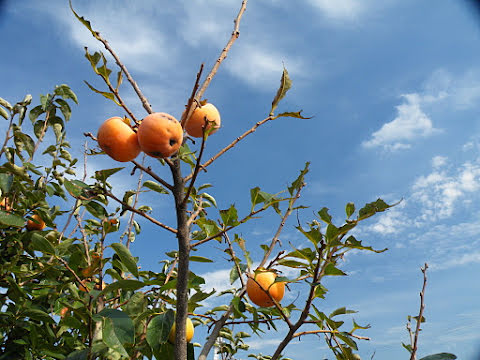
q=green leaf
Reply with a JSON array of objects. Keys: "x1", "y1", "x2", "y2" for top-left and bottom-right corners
[
  {"x1": 84, "y1": 201, "x2": 108, "y2": 219},
  {"x1": 201, "y1": 192, "x2": 217, "y2": 207},
  {"x1": 270, "y1": 66, "x2": 292, "y2": 116},
  {"x1": 29, "y1": 105, "x2": 44, "y2": 123},
  {"x1": 288, "y1": 162, "x2": 309, "y2": 195},
  {"x1": 94, "y1": 167, "x2": 124, "y2": 182},
  {"x1": 55, "y1": 98, "x2": 72, "y2": 121},
  {"x1": 143, "y1": 180, "x2": 169, "y2": 194},
  {"x1": 146, "y1": 310, "x2": 175, "y2": 356},
  {"x1": 66, "y1": 349, "x2": 89, "y2": 360},
  {"x1": 31, "y1": 233, "x2": 56, "y2": 254},
  {"x1": 324, "y1": 263, "x2": 347, "y2": 276},
  {"x1": 346, "y1": 202, "x2": 355, "y2": 218},
  {"x1": 100, "y1": 279, "x2": 145, "y2": 295},
  {"x1": 189, "y1": 256, "x2": 213, "y2": 263},
  {"x1": 111, "y1": 242, "x2": 139, "y2": 278},
  {"x1": 230, "y1": 263, "x2": 247, "y2": 285},
  {"x1": 0, "y1": 173, "x2": 14, "y2": 194},
  {"x1": 95, "y1": 309, "x2": 134, "y2": 356},
  {"x1": 325, "y1": 223, "x2": 339, "y2": 242},
  {"x1": 116, "y1": 70, "x2": 123, "y2": 90},
  {"x1": 0, "y1": 210, "x2": 25, "y2": 227},
  {"x1": 318, "y1": 207, "x2": 332, "y2": 224},
  {"x1": 275, "y1": 110, "x2": 311, "y2": 119},
  {"x1": 231, "y1": 296, "x2": 247, "y2": 318},
  {"x1": 0, "y1": 106, "x2": 8, "y2": 120},
  {"x1": 84, "y1": 81, "x2": 119, "y2": 104},
  {"x1": 419, "y1": 353, "x2": 457, "y2": 360},
  {"x1": 23, "y1": 308, "x2": 54, "y2": 323},
  {"x1": 103, "y1": 318, "x2": 129, "y2": 357},
  {"x1": 329, "y1": 307, "x2": 356, "y2": 318},
  {"x1": 358, "y1": 198, "x2": 395, "y2": 220},
  {"x1": 250, "y1": 187, "x2": 279, "y2": 213},
  {"x1": 54, "y1": 84, "x2": 78, "y2": 104},
  {"x1": 296, "y1": 224, "x2": 322, "y2": 246},
  {"x1": 0, "y1": 97, "x2": 13, "y2": 111},
  {"x1": 64, "y1": 179, "x2": 89, "y2": 198},
  {"x1": 220, "y1": 204, "x2": 240, "y2": 227},
  {"x1": 345, "y1": 235, "x2": 387, "y2": 253},
  {"x1": 277, "y1": 259, "x2": 307, "y2": 268}
]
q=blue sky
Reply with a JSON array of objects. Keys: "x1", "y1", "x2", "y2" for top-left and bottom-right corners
[{"x1": 2, "y1": 0, "x2": 480, "y2": 359}]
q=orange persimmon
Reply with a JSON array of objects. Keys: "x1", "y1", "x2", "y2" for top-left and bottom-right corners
[
  {"x1": 97, "y1": 117, "x2": 141, "y2": 162},
  {"x1": 184, "y1": 103, "x2": 221, "y2": 138},
  {"x1": 26, "y1": 214, "x2": 46, "y2": 231},
  {"x1": 246, "y1": 270, "x2": 285, "y2": 307},
  {"x1": 137, "y1": 112, "x2": 183, "y2": 158}
]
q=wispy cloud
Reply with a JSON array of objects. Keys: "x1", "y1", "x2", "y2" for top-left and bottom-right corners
[
  {"x1": 226, "y1": 43, "x2": 304, "y2": 90},
  {"x1": 363, "y1": 68, "x2": 480, "y2": 152},
  {"x1": 305, "y1": 0, "x2": 366, "y2": 21},
  {"x1": 362, "y1": 93, "x2": 442, "y2": 151},
  {"x1": 26, "y1": 1, "x2": 179, "y2": 74}
]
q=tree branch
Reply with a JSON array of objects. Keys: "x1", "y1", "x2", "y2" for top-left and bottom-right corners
[
  {"x1": 184, "y1": 115, "x2": 274, "y2": 182},
  {"x1": 94, "y1": 35, "x2": 153, "y2": 114},
  {"x1": 410, "y1": 263, "x2": 429, "y2": 360},
  {"x1": 104, "y1": 191, "x2": 177, "y2": 233}
]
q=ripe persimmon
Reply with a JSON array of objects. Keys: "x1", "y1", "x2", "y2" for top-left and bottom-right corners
[
  {"x1": 97, "y1": 117, "x2": 141, "y2": 162},
  {"x1": 168, "y1": 317, "x2": 194, "y2": 343},
  {"x1": 184, "y1": 103, "x2": 221, "y2": 138},
  {"x1": 246, "y1": 270, "x2": 285, "y2": 307},
  {"x1": 59, "y1": 307, "x2": 69, "y2": 318},
  {"x1": 0, "y1": 198, "x2": 11, "y2": 212},
  {"x1": 26, "y1": 214, "x2": 46, "y2": 231},
  {"x1": 137, "y1": 112, "x2": 183, "y2": 158}
]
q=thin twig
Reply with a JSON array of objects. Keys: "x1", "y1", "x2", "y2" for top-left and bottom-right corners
[
  {"x1": 183, "y1": 127, "x2": 208, "y2": 206},
  {"x1": 181, "y1": 64, "x2": 204, "y2": 128},
  {"x1": 94, "y1": 36, "x2": 153, "y2": 114},
  {"x1": 190, "y1": 204, "x2": 272, "y2": 248},
  {"x1": 224, "y1": 233, "x2": 245, "y2": 288},
  {"x1": 185, "y1": 115, "x2": 274, "y2": 182},
  {"x1": 196, "y1": 0, "x2": 248, "y2": 100},
  {"x1": 126, "y1": 154, "x2": 146, "y2": 249},
  {"x1": 410, "y1": 263, "x2": 429, "y2": 360},
  {"x1": 187, "y1": 206, "x2": 204, "y2": 228},
  {"x1": 293, "y1": 330, "x2": 370, "y2": 341},
  {"x1": 104, "y1": 191, "x2": 177, "y2": 233},
  {"x1": 131, "y1": 159, "x2": 173, "y2": 191},
  {"x1": 258, "y1": 183, "x2": 304, "y2": 269}
]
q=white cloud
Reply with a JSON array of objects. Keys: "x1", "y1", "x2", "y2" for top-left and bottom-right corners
[
  {"x1": 429, "y1": 251, "x2": 480, "y2": 271},
  {"x1": 362, "y1": 93, "x2": 441, "y2": 151},
  {"x1": 28, "y1": 1, "x2": 178, "y2": 74},
  {"x1": 412, "y1": 161, "x2": 480, "y2": 221},
  {"x1": 226, "y1": 43, "x2": 304, "y2": 90},
  {"x1": 425, "y1": 68, "x2": 480, "y2": 110},
  {"x1": 367, "y1": 204, "x2": 409, "y2": 235},
  {"x1": 305, "y1": 0, "x2": 365, "y2": 21},
  {"x1": 431, "y1": 155, "x2": 447, "y2": 169}
]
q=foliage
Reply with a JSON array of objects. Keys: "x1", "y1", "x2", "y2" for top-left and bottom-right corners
[{"x1": 0, "y1": 1, "x2": 457, "y2": 360}]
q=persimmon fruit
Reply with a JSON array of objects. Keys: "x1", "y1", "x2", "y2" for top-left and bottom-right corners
[
  {"x1": 168, "y1": 317, "x2": 194, "y2": 344},
  {"x1": 246, "y1": 270, "x2": 285, "y2": 307},
  {"x1": 185, "y1": 103, "x2": 221, "y2": 138},
  {"x1": 0, "y1": 198, "x2": 11, "y2": 212},
  {"x1": 97, "y1": 117, "x2": 141, "y2": 162},
  {"x1": 60, "y1": 307, "x2": 69, "y2": 318},
  {"x1": 137, "y1": 112, "x2": 183, "y2": 158},
  {"x1": 26, "y1": 214, "x2": 46, "y2": 231}
]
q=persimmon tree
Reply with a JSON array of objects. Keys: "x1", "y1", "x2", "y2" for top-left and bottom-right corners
[{"x1": 0, "y1": 1, "x2": 458, "y2": 360}]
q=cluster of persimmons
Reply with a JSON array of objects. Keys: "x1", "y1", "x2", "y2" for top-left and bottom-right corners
[
  {"x1": 94, "y1": 102, "x2": 286, "y2": 341},
  {"x1": 96, "y1": 103, "x2": 222, "y2": 162}
]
